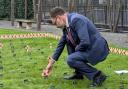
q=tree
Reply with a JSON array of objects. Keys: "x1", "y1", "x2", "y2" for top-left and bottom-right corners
[
  {"x1": 107, "y1": 0, "x2": 122, "y2": 32},
  {"x1": 37, "y1": 0, "x2": 43, "y2": 31},
  {"x1": 11, "y1": 0, "x2": 15, "y2": 26},
  {"x1": 25, "y1": 0, "x2": 27, "y2": 19},
  {"x1": 33, "y1": 0, "x2": 37, "y2": 21}
]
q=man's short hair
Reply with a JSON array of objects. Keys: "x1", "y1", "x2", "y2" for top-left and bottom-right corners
[{"x1": 50, "y1": 7, "x2": 66, "y2": 18}]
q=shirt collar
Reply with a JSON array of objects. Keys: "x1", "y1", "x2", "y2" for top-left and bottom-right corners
[{"x1": 66, "y1": 15, "x2": 69, "y2": 28}]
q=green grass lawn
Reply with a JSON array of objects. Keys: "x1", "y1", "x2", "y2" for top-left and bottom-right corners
[
  {"x1": 0, "y1": 28, "x2": 128, "y2": 89},
  {"x1": 0, "y1": 28, "x2": 35, "y2": 34}
]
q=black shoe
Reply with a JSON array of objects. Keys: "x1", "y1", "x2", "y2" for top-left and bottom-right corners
[
  {"x1": 64, "y1": 74, "x2": 84, "y2": 80},
  {"x1": 90, "y1": 73, "x2": 107, "y2": 87}
]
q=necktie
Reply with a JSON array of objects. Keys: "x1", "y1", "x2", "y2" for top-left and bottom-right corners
[{"x1": 66, "y1": 27, "x2": 76, "y2": 47}]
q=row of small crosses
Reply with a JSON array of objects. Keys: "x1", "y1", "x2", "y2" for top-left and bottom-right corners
[
  {"x1": 109, "y1": 47, "x2": 128, "y2": 56},
  {"x1": 0, "y1": 33, "x2": 60, "y2": 40},
  {"x1": 0, "y1": 33, "x2": 128, "y2": 56}
]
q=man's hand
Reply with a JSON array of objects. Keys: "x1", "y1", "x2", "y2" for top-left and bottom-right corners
[
  {"x1": 42, "y1": 57, "x2": 55, "y2": 77},
  {"x1": 42, "y1": 64, "x2": 52, "y2": 77},
  {"x1": 0, "y1": 43, "x2": 3, "y2": 49}
]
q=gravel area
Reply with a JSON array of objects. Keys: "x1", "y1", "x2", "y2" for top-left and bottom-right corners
[
  {"x1": 100, "y1": 32, "x2": 128, "y2": 48},
  {"x1": 0, "y1": 21, "x2": 128, "y2": 48}
]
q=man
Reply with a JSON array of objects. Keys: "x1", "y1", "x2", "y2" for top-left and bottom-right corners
[{"x1": 42, "y1": 7, "x2": 109, "y2": 87}]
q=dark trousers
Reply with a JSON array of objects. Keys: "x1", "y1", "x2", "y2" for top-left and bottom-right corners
[{"x1": 66, "y1": 45, "x2": 100, "y2": 80}]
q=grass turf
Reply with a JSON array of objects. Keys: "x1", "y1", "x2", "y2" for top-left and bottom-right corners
[
  {"x1": 0, "y1": 28, "x2": 36, "y2": 34},
  {"x1": 0, "y1": 28, "x2": 128, "y2": 89}
]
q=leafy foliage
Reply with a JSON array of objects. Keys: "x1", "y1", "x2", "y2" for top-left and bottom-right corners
[{"x1": 0, "y1": 0, "x2": 33, "y2": 19}]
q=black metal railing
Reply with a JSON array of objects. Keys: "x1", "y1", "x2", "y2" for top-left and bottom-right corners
[{"x1": 41, "y1": 0, "x2": 128, "y2": 32}]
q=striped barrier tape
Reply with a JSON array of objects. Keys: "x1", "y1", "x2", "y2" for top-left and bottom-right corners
[{"x1": 0, "y1": 33, "x2": 128, "y2": 56}]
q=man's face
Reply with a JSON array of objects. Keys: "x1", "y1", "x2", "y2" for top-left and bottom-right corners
[{"x1": 52, "y1": 15, "x2": 65, "y2": 28}]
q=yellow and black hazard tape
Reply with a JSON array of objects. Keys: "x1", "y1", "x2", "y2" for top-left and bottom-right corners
[{"x1": 0, "y1": 33, "x2": 128, "y2": 56}]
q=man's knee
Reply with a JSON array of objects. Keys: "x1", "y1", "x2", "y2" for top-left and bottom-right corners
[{"x1": 67, "y1": 55, "x2": 76, "y2": 67}]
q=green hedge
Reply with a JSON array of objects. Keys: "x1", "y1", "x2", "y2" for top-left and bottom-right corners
[
  {"x1": 0, "y1": 0, "x2": 10, "y2": 18},
  {"x1": 0, "y1": 0, "x2": 33, "y2": 19}
]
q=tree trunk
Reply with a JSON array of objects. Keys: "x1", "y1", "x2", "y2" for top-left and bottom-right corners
[
  {"x1": 37, "y1": 0, "x2": 42, "y2": 31},
  {"x1": 68, "y1": 0, "x2": 71, "y2": 11},
  {"x1": 33, "y1": 0, "x2": 37, "y2": 21},
  {"x1": 84, "y1": 0, "x2": 89, "y2": 16},
  {"x1": 107, "y1": 0, "x2": 113, "y2": 32},
  {"x1": 112, "y1": 0, "x2": 122, "y2": 32},
  {"x1": 25, "y1": 0, "x2": 27, "y2": 19},
  {"x1": 11, "y1": 0, "x2": 15, "y2": 26},
  {"x1": 107, "y1": 0, "x2": 122, "y2": 32}
]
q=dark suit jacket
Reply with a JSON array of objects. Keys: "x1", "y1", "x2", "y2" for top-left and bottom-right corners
[{"x1": 52, "y1": 13, "x2": 109, "y2": 65}]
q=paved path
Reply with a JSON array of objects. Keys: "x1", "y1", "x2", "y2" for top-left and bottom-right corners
[{"x1": 0, "y1": 21, "x2": 128, "y2": 48}]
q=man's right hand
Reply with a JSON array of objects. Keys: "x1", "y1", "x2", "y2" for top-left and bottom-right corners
[{"x1": 42, "y1": 57, "x2": 55, "y2": 77}]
